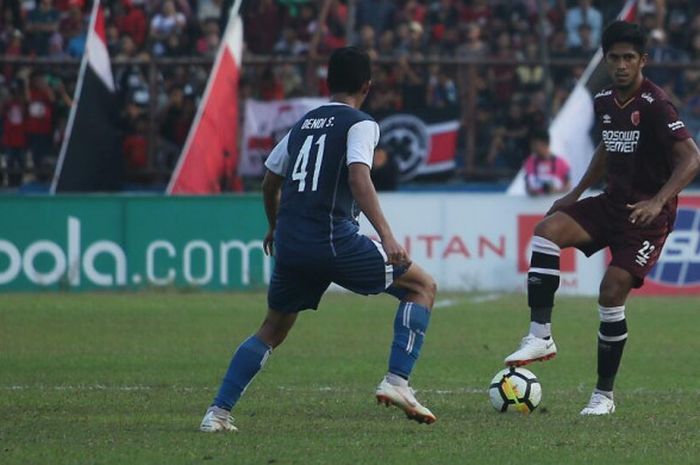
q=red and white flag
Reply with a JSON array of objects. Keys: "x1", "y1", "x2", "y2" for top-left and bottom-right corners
[
  {"x1": 167, "y1": 1, "x2": 243, "y2": 194},
  {"x1": 508, "y1": 0, "x2": 638, "y2": 194},
  {"x1": 51, "y1": 0, "x2": 122, "y2": 193}
]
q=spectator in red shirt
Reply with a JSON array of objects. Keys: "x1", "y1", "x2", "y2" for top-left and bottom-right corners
[
  {"x1": 460, "y1": 0, "x2": 492, "y2": 26},
  {"x1": 123, "y1": 116, "x2": 148, "y2": 172},
  {"x1": 115, "y1": 0, "x2": 147, "y2": 48},
  {"x1": 258, "y1": 66, "x2": 284, "y2": 100},
  {"x1": 58, "y1": 0, "x2": 84, "y2": 42},
  {"x1": 24, "y1": 72, "x2": 55, "y2": 170},
  {"x1": 243, "y1": 0, "x2": 282, "y2": 55},
  {"x1": 2, "y1": 29, "x2": 23, "y2": 81},
  {"x1": 2, "y1": 83, "x2": 27, "y2": 186}
]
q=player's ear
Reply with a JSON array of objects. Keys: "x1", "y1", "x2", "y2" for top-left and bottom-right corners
[
  {"x1": 361, "y1": 80, "x2": 371, "y2": 96},
  {"x1": 639, "y1": 53, "x2": 648, "y2": 69}
]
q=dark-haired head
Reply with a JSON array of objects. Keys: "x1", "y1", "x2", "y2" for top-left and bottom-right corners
[
  {"x1": 327, "y1": 47, "x2": 371, "y2": 95},
  {"x1": 602, "y1": 20, "x2": 647, "y2": 56},
  {"x1": 529, "y1": 128, "x2": 550, "y2": 145}
]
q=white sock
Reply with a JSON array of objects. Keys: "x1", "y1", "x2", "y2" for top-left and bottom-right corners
[
  {"x1": 529, "y1": 321, "x2": 551, "y2": 339},
  {"x1": 386, "y1": 372, "x2": 408, "y2": 387},
  {"x1": 594, "y1": 389, "x2": 614, "y2": 400}
]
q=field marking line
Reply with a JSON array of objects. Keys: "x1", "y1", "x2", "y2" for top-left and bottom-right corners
[
  {"x1": 3, "y1": 384, "x2": 700, "y2": 395},
  {"x1": 433, "y1": 294, "x2": 504, "y2": 309}
]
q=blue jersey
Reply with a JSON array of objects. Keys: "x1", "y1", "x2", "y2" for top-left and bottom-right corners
[{"x1": 265, "y1": 103, "x2": 379, "y2": 256}]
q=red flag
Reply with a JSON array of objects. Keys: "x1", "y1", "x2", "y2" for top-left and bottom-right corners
[{"x1": 167, "y1": 4, "x2": 243, "y2": 194}]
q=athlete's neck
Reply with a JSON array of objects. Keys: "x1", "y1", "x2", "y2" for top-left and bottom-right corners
[
  {"x1": 330, "y1": 94, "x2": 363, "y2": 110},
  {"x1": 615, "y1": 74, "x2": 645, "y2": 103}
]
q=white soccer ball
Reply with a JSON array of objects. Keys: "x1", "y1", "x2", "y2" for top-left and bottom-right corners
[{"x1": 488, "y1": 367, "x2": 542, "y2": 413}]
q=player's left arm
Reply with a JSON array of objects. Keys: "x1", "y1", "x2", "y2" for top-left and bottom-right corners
[
  {"x1": 627, "y1": 138, "x2": 700, "y2": 226},
  {"x1": 262, "y1": 170, "x2": 284, "y2": 256},
  {"x1": 261, "y1": 132, "x2": 291, "y2": 256}
]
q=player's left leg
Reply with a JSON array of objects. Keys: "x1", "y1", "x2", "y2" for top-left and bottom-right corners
[
  {"x1": 581, "y1": 265, "x2": 634, "y2": 416},
  {"x1": 331, "y1": 236, "x2": 437, "y2": 424}
]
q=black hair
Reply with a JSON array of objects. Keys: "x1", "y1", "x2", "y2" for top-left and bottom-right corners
[
  {"x1": 530, "y1": 128, "x2": 550, "y2": 144},
  {"x1": 601, "y1": 20, "x2": 647, "y2": 55},
  {"x1": 327, "y1": 46, "x2": 371, "y2": 94}
]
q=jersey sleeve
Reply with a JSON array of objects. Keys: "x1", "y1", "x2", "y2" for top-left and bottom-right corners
[
  {"x1": 264, "y1": 131, "x2": 291, "y2": 176},
  {"x1": 650, "y1": 100, "x2": 692, "y2": 148},
  {"x1": 346, "y1": 120, "x2": 379, "y2": 167}
]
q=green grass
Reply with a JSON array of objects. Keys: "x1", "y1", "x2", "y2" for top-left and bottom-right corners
[{"x1": 1, "y1": 292, "x2": 699, "y2": 465}]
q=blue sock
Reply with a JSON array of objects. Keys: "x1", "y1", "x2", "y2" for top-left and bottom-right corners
[
  {"x1": 213, "y1": 335, "x2": 272, "y2": 411},
  {"x1": 389, "y1": 302, "x2": 431, "y2": 379}
]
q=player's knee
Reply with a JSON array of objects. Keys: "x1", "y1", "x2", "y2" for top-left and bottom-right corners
[
  {"x1": 419, "y1": 277, "x2": 437, "y2": 307},
  {"x1": 598, "y1": 279, "x2": 627, "y2": 307},
  {"x1": 426, "y1": 278, "x2": 437, "y2": 303},
  {"x1": 533, "y1": 220, "x2": 558, "y2": 242},
  {"x1": 533, "y1": 214, "x2": 572, "y2": 247},
  {"x1": 258, "y1": 312, "x2": 296, "y2": 348}
]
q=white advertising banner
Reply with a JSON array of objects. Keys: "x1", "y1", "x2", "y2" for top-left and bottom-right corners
[
  {"x1": 360, "y1": 193, "x2": 606, "y2": 295},
  {"x1": 240, "y1": 97, "x2": 328, "y2": 176}
]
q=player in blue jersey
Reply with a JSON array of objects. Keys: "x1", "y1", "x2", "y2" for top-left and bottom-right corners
[{"x1": 200, "y1": 47, "x2": 438, "y2": 432}]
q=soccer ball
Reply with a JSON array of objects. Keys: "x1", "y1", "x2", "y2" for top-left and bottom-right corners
[{"x1": 488, "y1": 367, "x2": 542, "y2": 413}]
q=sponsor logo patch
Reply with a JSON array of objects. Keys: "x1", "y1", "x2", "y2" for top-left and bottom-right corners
[
  {"x1": 631, "y1": 111, "x2": 640, "y2": 126},
  {"x1": 601, "y1": 130, "x2": 640, "y2": 153},
  {"x1": 668, "y1": 120, "x2": 685, "y2": 131}
]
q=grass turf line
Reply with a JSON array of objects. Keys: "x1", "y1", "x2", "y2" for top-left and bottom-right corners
[{"x1": 1, "y1": 292, "x2": 698, "y2": 465}]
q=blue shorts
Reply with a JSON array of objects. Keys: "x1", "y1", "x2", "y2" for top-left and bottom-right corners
[{"x1": 268, "y1": 233, "x2": 409, "y2": 313}]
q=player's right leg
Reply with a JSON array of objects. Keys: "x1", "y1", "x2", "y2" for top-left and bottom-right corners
[
  {"x1": 375, "y1": 262, "x2": 438, "y2": 424},
  {"x1": 200, "y1": 308, "x2": 297, "y2": 432},
  {"x1": 505, "y1": 211, "x2": 593, "y2": 366},
  {"x1": 200, "y1": 262, "x2": 329, "y2": 432}
]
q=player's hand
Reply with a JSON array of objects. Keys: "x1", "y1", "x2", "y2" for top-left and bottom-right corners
[
  {"x1": 263, "y1": 229, "x2": 275, "y2": 256},
  {"x1": 626, "y1": 199, "x2": 663, "y2": 227},
  {"x1": 546, "y1": 191, "x2": 580, "y2": 216},
  {"x1": 382, "y1": 235, "x2": 410, "y2": 267}
]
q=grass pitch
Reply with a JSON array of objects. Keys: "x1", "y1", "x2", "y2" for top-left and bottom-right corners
[{"x1": 1, "y1": 292, "x2": 699, "y2": 465}]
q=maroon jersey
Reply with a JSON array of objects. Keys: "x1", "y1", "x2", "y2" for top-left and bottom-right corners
[{"x1": 594, "y1": 78, "x2": 691, "y2": 213}]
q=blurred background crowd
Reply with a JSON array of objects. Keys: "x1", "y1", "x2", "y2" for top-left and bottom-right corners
[{"x1": 1, "y1": 0, "x2": 700, "y2": 192}]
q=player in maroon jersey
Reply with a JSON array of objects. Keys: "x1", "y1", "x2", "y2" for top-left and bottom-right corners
[{"x1": 504, "y1": 21, "x2": 700, "y2": 415}]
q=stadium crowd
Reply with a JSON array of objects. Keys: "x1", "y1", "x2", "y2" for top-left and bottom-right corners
[{"x1": 1, "y1": 0, "x2": 700, "y2": 190}]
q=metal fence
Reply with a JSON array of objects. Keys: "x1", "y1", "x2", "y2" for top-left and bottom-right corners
[{"x1": 2, "y1": 55, "x2": 700, "y2": 187}]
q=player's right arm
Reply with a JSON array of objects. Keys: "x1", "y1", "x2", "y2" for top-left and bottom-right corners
[
  {"x1": 547, "y1": 142, "x2": 607, "y2": 215},
  {"x1": 346, "y1": 119, "x2": 408, "y2": 266},
  {"x1": 348, "y1": 163, "x2": 408, "y2": 266}
]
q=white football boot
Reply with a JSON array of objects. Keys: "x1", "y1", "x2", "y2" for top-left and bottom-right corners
[
  {"x1": 375, "y1": 376, "x2": 437, "y2": 424},
  {"x1": 580, "y1": 392, "x2": 616, "y2": 416},
  {"x1": 199, "y1": 406, "x2": 238, "y2": 432},
  {"x1": 504, "y1": 334, "x2": 557, "y2": 367}
]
